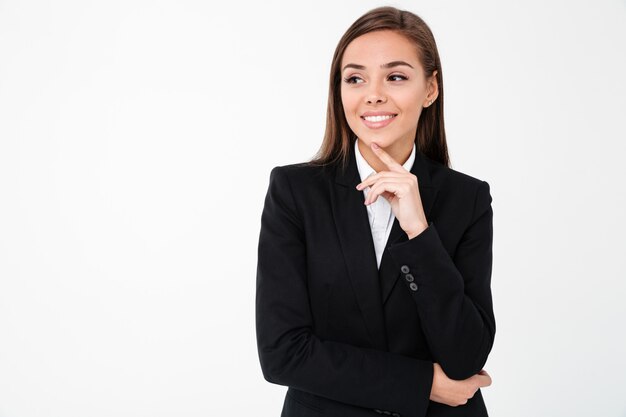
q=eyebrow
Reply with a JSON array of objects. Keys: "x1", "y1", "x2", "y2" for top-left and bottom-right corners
[{"x1": 342, "y1": 60, "x2": 414, "y2": 72}]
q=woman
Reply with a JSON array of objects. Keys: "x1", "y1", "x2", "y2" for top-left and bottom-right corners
[{"x1": 256, "y1": 6, "x2": 495, "y2": 417}]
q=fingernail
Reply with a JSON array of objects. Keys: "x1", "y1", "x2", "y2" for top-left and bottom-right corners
[{"x1": 372, "y1": 143, "x2": 379, "y2": 149}]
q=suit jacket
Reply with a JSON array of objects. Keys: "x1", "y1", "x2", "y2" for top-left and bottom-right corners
[{"x1": 256, "y1": 141, "x2": 495, "y2": 417}]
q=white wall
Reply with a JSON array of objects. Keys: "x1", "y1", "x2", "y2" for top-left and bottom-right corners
[{"x1": 1, "y1": 0, "x2": 625, "y2": 416}]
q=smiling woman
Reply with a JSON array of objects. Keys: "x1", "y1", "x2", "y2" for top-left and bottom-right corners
[
  {"x1": 256, "y1": 5, "x2": 495, "y2": 417},
  {"x1": 340, "y1": 30, "x2": 437, "y2": 174}
]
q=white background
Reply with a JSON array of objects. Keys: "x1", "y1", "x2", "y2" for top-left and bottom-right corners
[{"x1": 1, "y1": 0, "x2": 625, "y2": 416}]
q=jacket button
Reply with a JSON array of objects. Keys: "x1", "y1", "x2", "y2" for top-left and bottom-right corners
[
  {"x1": 409, "y1": 282, "x2": 418, "y2": 291},
  {"x1": 404, "y1": 273, "x2": 414, "y2": 282},
  {"x1": 374, "y1": 409, "x2": 383, "y2": 414},
  {"x1": 400, "y1": 265, "x2": 410, "y2": 273},
  {"x1": 392, "y1": 413, "x2": 401, "y2": 417}
]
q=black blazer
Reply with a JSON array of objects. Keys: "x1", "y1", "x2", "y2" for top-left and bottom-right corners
[{"x1": 256, "y1": 141, "x2": 495, "y2": 417}]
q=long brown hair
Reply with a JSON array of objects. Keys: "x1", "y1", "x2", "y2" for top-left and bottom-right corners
[{"x1": 308, "y1": 6, "x2": 450, "y2": 171}]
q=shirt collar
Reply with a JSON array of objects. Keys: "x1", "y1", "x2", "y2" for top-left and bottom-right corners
[{"x1": 354, "y1": 139, "x2": 416, "y2": 182}]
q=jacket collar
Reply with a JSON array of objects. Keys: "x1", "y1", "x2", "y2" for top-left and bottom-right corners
[
  {"x1": 335, "y1": 139, "x2": 434, "y2": 188},
  {"x1": 331, "y1": 139, "x2": 438, "y2": 351}
]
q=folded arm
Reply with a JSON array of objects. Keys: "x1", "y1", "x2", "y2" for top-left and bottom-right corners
[
  {"x1": 256, "y1": 166, "x2": 434, "y2": 417},
  {"x1": 387, "y1": 180, "x2": 496, "y2": 381}
]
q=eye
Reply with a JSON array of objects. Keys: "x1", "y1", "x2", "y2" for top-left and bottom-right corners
[
  {"x1": 343, "y1": 76, "x2": 363, "y2": 84},
  {"x1": 389, "y1": 74, "x2": 408, "y2": 81},
  {"x1": 343, "y1": 74, "x2": 408, "y2": 84}
]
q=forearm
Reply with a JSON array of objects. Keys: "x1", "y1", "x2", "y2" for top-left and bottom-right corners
[
  {"x1": 257, "y1": 324, "x2": 433, "y2": 417},
  {"x1": 387, "y1": 182, "x2": 495, "y2": 380}
]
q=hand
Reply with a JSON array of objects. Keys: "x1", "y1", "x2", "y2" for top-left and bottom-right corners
[
  {"x1": 355, "y1": 142, "x2": 428, "y2": 239},
  {"x1": 429, "y1": 363, "x2": 492, "y2": 407}
]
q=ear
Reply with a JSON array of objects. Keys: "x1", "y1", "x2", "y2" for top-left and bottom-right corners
[{"x1": 424, "y1": 70, "x2": 439, "y2": 105}]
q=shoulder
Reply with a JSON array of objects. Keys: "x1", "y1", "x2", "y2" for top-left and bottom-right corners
[
  {"x1": 422, "y1": 153, "x2": 492, "y2": 210},
  {"x1": 262, "y1": 162, "x2": 333, "y2": 228},
  {"x1": 267, "y1": 161, "x2": 334, "y2": 189},
  {"x1": 422, "y1": 152, "x2": 483, "y2": 185}
]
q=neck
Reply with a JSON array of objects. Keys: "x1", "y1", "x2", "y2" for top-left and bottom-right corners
[{"x1": 357, "y1": 138, "x2": 413, "y2": 173}]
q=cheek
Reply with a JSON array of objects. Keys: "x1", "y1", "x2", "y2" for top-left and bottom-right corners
[
  {"x1": 397, "y1": 90, "x2": 424, "y2": 115},
  {"x1": 340, "y1": 95, "x2": 362, "y2": 132},
  {"x1": 340, "y1": 89, "x2": 358, "y2": 114},
  {"x1": 341, "y1": 89, "x2": 351, "y2": 109}
]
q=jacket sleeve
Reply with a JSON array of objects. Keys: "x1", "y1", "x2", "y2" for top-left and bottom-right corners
[
  {"x1": 387, "y1": 180, "x2": 495, "y2": 381},
  {"x1": 256, "y1": 166, "x2": 434, "y2": 417}
]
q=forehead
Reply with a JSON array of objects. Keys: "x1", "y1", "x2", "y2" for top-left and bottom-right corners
[{"x1": 341, "y1": 30, "x2": 419, "y2": 67}]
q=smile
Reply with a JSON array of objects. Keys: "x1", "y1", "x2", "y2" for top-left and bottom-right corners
[{"x1": 360, "y1": 114, "x2": 397, "y2": 129}]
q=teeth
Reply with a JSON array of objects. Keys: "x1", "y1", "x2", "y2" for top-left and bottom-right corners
[{"x1": 363, "y1": 114, "x2": 396, "y2": 122}]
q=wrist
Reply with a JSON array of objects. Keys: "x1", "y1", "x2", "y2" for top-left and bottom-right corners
[{"x1": 406, "y1": 223, "x2": 428, "y2": 239}]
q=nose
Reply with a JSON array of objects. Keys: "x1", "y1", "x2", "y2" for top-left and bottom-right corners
[
  {"x1": 366, "y1": 95, "x2": 387, "y2": 104},
  {"x1": 365, "y1": 80, "x2": 387, "y2": 104}
]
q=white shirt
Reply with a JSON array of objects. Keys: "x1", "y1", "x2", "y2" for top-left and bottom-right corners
[{"x1": 355, "y1": 140, "x2": 416, "y2": 269}]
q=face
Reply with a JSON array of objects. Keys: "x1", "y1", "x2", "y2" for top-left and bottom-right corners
[{"x1": 340, "y1": 30, "x2": 437, "y2": 154}]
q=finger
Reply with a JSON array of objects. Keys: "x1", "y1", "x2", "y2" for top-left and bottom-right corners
[
  {"x1": 475, "y1": 374, "x2": 492, "y2": 387},
  {"x1": 356, "y1": 172, "x2": 406, "y2": 190},
  {"x1": 364, "y1": 180, "x2": 390, "y2": 205},
  {"x1": 371, "y1": 142, "x2": 404, "y2": 172},
  {"x1": 365, "y1": 180, "x2": 403, "y2": 205},
  {"x1": 368, "y1": 177, "x2": 412, "y2": 199},
  {"x1": 477, "y1": 369, "x2": 491, "y2": 384},
  {"x1": 366, "y1": 190, "x2": 396, "y2": 205}
]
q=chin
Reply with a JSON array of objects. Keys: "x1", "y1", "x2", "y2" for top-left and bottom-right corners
[
  {"x1": 358, "y1": 137, "x2": 378, "y2": 146},
  {"x1": 359, "y1": 135, "x2": 391, "y2": 147}
]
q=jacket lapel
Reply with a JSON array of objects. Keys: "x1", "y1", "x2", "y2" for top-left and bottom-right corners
[
  {"x1": 331, "y1": 140, "x2": 438, "y2": 350},
  {"x1": 331, "y1": 143, "x2": 387, "y2": 351}
]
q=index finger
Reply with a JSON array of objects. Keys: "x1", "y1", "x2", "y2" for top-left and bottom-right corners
[{"x1": 371, "y1": 142, "x2": 404, "y2": 172}]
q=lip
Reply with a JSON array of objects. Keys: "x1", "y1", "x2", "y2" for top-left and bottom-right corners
[
  {"x1": 361, "y1": 111, "x2": 397, "y2": 117},
  {"x1": 360, "y1": 112, "x2": 398, "y2": 129}
]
